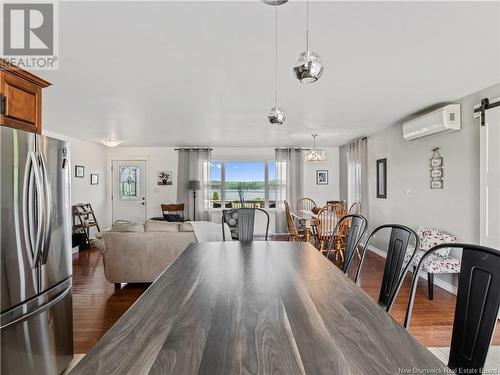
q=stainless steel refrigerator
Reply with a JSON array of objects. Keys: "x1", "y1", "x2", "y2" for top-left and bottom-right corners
[{"x1": 1, "y1": 126, "x2": 73, "y2": 374}]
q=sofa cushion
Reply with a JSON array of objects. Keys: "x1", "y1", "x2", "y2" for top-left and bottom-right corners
[
  {"x1": 179, "y1": 222, "x2": 194, "y2": 232},
  {"x1": 417, "y1": 227, "x2": 457, "y2": 257},
  {"x1": 145, "y1": 220, "x2": 179, "y2": 232},
  {"x1": 111, "y1": 221, "x2": 145, "y2": 232}
]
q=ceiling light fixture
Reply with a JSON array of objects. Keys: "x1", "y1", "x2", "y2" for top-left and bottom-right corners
[
  {"x1": 305, "y1": 134, "x2": 326, "y2": 162},
  {"x1": 101, "y1": 139, "x2": 121, "y2": 147},
  {"x1": 268, "y1": 0, "x2": 286, "y2": 125},
  {"x1": 293, "y1": 0, "x2": 323, "y2": 84}
]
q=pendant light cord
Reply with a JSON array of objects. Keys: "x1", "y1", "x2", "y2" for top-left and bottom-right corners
[
  {"x1": 306, "y1": 0, "x2": 309, "y2": 52},
  {"x1": 274, "y1": 0, "x2": 278, "y2": 106}
]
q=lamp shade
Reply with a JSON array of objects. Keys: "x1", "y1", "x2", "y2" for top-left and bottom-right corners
[{"x1": 188, "y1": 180, "x2": 201, "y2": 190}]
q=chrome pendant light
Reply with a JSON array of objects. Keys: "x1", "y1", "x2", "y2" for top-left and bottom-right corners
[
  {"x1": 268, "y1": 0, "x2": 285, "y2": 125},
  {"x1": 305, "y1": 134, "x2": 326, "y2": 162},
  {"x1": 293, "y1": 0, "x2": 323, "y2": 84}
]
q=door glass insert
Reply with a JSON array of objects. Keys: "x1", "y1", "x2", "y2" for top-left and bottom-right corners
[{"x1": 119, "y1": 166, "x2": 140, "y2": 199}]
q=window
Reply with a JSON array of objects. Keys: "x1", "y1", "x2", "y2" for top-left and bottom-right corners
[
  {"x1": 210, "y1": 161, "x2": 276, "y2": 209},
  {"x1": 119, "y1": 166, "x2": 140, "y2": 199}
]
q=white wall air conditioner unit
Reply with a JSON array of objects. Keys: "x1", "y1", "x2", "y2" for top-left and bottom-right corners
[{"x1": 402, "y1": 104, "x2": 461, "y2": 141}]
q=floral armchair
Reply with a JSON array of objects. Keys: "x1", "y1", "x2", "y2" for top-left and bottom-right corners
[{"x1": 404, "y1": 227, "x2": 459, "y2": 300}]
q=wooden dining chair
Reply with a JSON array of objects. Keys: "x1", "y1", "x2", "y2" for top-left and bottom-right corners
[
  {"x1": 404, "y1": 243, "x2": 500, "y2": 374},
  {"x1": 354, "y1": 224, "x2": 419, "y2": 312},
  {"x1": 284, "y1": 200, "x2": 304, "y2": 242},
  {"x1": 296, "y1": 197, "x2": 317, "y2": 212},
  {"x1": 161, "y1": 203, "x2": 185, "y2": 221},
  {"x1": 315, "y1": 203, "x2": 345, "y2": 254},
  {"x1": 326, "y1": 214, "x2": 367, "y2": 270}
]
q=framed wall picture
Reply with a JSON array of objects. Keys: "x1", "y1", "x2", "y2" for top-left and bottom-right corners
[
  {"x1": 75, "y1": 165, "x2": 85, "y2": 178},
  {"x1": 431, "y1": 180, "x2": 443, "y2": 189},
  {"x1": 430, "y1": 168, "x2": 443, "y2": 179},
  {"x1": 316, "y1": 170, "x2": 328, "y2": 185},
  {"x1": 157, "y1": 170, "x2": 173, "y2": 185},
  {"x1": 90, "y1": 174, "x2": 99, "y2": 185},
  {"x1": 376, "y1": 158, "x2": 387, "y2": 199}
]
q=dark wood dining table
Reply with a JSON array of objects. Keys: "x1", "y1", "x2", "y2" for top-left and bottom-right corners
[{"x1": 70, "y1": 241, "x2": 445, "y2": 375}]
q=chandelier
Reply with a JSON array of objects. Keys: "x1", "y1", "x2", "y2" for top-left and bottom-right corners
[{"x1": 304, "y1": 134, "x2": 326, "y2": 162}]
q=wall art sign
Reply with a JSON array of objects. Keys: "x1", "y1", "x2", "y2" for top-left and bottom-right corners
[{"x1": 430, "y1": 148, "x2": 443, "y2": 189}]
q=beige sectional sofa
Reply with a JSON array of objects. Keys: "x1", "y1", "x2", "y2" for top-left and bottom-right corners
[{"x1": 94, "y1": 220, "x2": 197, "y2": 288}]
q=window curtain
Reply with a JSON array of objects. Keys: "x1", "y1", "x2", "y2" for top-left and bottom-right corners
[
  {"x1": 275, "y1": 148, "x2": 304, "y2": 233},
  {"x1": 339, "y1": 138, "x2": 368, "y2": 217},
  {"x1": 177, "y1": 148, "x2": 211, "y2": 221}
]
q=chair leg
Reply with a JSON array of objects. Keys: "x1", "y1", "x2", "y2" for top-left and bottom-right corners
[{"x1": 427, "y1": 273, "x2": 434, "y2": 300}]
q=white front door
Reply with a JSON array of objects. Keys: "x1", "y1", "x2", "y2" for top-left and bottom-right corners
[
  {"x1": 480, "y1": 100, "x2": 500, "y2": 248},
  {"x1": 112, "y1": 160, "x2": 147, "y2": 222}
]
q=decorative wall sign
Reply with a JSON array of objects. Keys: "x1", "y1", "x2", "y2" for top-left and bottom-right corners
[
  {"x1": 158, "y1": 170, "x2": 173, "y2": 185},
  {"x1": 316, "y1": 170, "x2": 328, "y2": 185},
  {"x1": 376, "y1": 158, "x2": 387, "y2": 198},
  {"x1": 430, "y1": 148, "x2": 443, "y2": 189},
  {"x1": 90, "y1": 174, "x2": 99, "y2": 185},
  {"x1": 75, "y1": 165, "x2": 85, "y2": 178}
]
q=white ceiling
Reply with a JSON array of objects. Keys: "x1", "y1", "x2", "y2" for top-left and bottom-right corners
[{"x1": 40, "y1": 1, "x2": 500, "y2": 147}]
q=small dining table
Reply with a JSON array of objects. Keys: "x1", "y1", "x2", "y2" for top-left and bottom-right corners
[
  {"x1": 290, "y1": 209, "x2": 318, "y2": 242},
  {"x1": 70, "y1": 241, "x2": 445, "y2": 374}
]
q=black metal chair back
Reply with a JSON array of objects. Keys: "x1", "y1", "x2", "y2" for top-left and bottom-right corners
[
  {"x1": 222, "y1": 208, "x2": 270, "y2": 241},
  {"x1": 355, "y1": 224, "x2": 419, "y2": 312},
  {"x1": 326, "y1": 214, "x2": 367, "y2": 273},
  {"x1": 404, "y1": 243, "x2": 500, "y2": 373}
]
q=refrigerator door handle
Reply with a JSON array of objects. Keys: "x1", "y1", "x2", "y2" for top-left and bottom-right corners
[
  {"x1": 38, "y1": 152, "x2": 52, "y2": 265},
  {"x1": 0, "y1": 286, "x2": 71, "y2": 330},
  {"x1": 22, "y1": 151, "x2": 44, "y2": 268}
]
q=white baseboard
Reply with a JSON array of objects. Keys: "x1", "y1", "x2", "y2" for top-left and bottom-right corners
[{"x1": 365, "y1": 245, "x2": 458, "y2": 296}]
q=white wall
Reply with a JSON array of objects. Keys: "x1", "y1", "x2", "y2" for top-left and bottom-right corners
[
  {"x1": 107, "y1": 147, "x2": 178, "y2": 219},
  {"x1": 43, "y1": 130, "x2": 111, "y2": 232},
  {"x1": 367, "y1": 83, "x2": 500, "y2": 287},
  {"x1": 303, "y1": 147, "x2": 340, "y2": 207}
]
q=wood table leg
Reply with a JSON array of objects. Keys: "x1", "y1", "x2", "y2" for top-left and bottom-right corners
[{"x1": 304, "y1": 227, "x2": 312, "y2": 242}]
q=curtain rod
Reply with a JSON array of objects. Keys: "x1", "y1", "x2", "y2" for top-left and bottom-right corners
[
  {"x1": 175, "y1": 147, "x2": 213, "y2": 151},
  {"x1": 474, "y1": 98, "x2": 500, "y2": 126}
]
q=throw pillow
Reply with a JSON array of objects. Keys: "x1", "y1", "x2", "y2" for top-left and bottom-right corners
[
  {"x1": 145, "y1": 220, "x2": 179, "y2": 232},
  {"x1": 163, "y1": 214, "x2": 183, "y2": 222},
  {"x1": 417, "y1": 227, "x2": 457, "y2": 257},
  {"x1": 111, "y1": 221, "x2": 145, "y2": 233}
]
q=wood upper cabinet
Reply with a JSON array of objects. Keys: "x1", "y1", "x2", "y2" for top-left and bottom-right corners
[{"x1": 0, "y1": 59, "x2": 51, "y2": 134}]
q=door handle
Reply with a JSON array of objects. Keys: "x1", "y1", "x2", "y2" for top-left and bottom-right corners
[
  {"x1": 0, "y1": 94, "x2": 6, "y2": 115},
  {"x1": 22, "y1": 151, "x2": 43, "y2": 268},
  {"x1": 38, "y1": 152, "x2": 52, "y2": 265}
]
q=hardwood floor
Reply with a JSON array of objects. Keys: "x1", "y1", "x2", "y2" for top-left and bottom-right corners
[{"x1": 72, "y1": 242, "x2": 500, "y2": 353}]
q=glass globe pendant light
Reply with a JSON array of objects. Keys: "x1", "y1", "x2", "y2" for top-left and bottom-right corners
[
  {"x1": 268, "y1": 0, "x2": 286, "y2": 125},
  {"x1": 293, "y1": 0, "x2": 323, "y2": 84}
]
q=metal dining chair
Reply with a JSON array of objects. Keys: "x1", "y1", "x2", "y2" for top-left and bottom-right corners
[
  {"x1": 404, "y1": 243, "x2": 500, "y2": 373},
  {"x1": 222, "y1": 208, "x2": 270, "y2": 241},
  {"x1": 348, "y1": 201, "x2": 362, "y2": 215},
  {"x1": 326, "y1": 214, "x2": 367, "y2": 271},
  {"x1": 354, "y1": 224, "x2": 419, "y2": 312}
]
